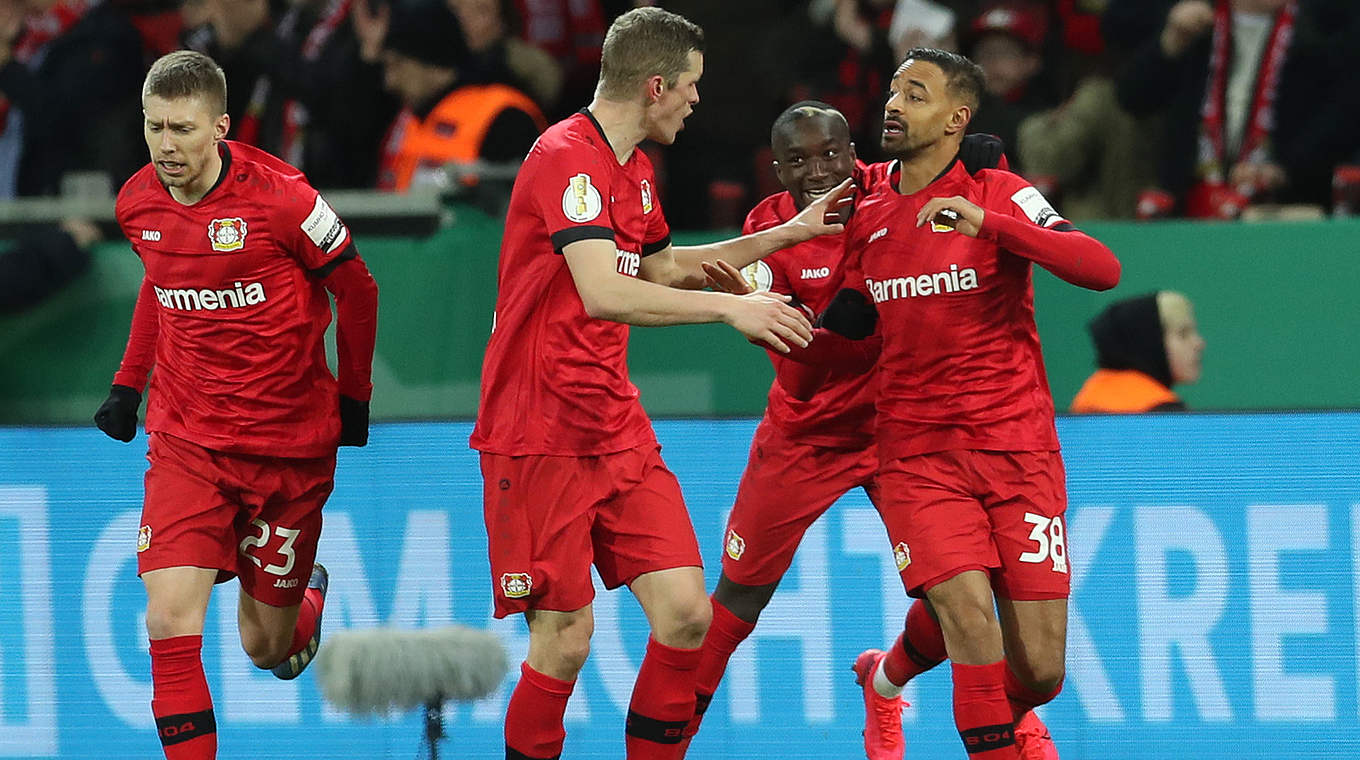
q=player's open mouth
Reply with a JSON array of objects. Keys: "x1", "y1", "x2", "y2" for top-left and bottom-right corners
[
  {"x1": 805, "y1": 187, "x2": 833, "y2": 199},
  {"x1": 159, "y1": 161, "x2": 186, "y2": 175},
  {"x1": 883, "y1": 121, "x2": 904, "y2": 137}
]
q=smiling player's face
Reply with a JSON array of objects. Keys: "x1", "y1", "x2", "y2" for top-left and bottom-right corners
[{"x1": 772, "y1": 114, "x2": 856, "y2": 211}]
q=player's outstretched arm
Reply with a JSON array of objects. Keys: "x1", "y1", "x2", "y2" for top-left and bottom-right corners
[
  {"x1": 640, "y1": 178, "x2": 855, "y2": 289},
  {"x1": 322, "y1": 255, "x2": 379, "y2": 446},
  {"x1": 564, "y1": 238, "x2": 812, "y2": 353},
  {"x1": 95, "y1": 277, "x2": 158, "y2": 442},
  {"x1": 916, "y1": 195, "x2": 1121, "y2": 291}
]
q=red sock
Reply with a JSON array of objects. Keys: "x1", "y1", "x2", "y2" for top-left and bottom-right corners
[
  {"x1": 626, "y1": 636, "x2": 701, "y2": 759},
  {"x1": 285, "y1": 586, "x2": 323, "y2": 657},
  {"x1": 1004, "y1": 667, "x2": 1063, "y2": 719},
  {"x1": 690, "y1": 599, "x2": 755, "y2": 727},
  {"x1": 883, "y1": 599, "x2": 947, "y2": 686},
  {"x1": 149, "y1": 635, "x2": 216, "y2": 760},
  {"x1": 952, "y1": 661, "x2": 1019, "y2": 760},
  {"x1": 505, "y1": 662, "x2": 575, "y2": 760}
]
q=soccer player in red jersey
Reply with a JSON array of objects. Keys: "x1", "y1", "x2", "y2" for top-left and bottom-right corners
[
  {"x1": 682, "y1": 105, "x2": 1057, "y2": 760},
  {"x1": 796, "y1": 49, "x2": 1120, "y2": 760},
  {"x1": 93, "y1": 51, "x2": 378, "y2": 760},
  {"x1": 469, "y1": 8, "x2": 853, "y2": 760}
]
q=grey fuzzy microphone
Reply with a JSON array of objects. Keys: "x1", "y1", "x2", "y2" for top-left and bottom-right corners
[
  {"x1": 316, "y1": 626, "x2": 509, "y2": 759},
  {"x1": 316, "y1": 625, "x2": 508, "y2": 714}
]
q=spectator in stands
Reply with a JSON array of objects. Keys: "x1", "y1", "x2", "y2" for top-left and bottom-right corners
[
  {"x1": 451, "y1": 0, "x2": 564, "y2": 114},
  {"x1": 0, "y1": 219, "x2": 96, "y2": 312},
  {"x1": 1017, "y1": 75, "x2": 1154, "y2": 219},
  {"x1": 963, "y1": 2, "x2": 1056, "y2": 172},
  {"x1": 1109, "y1": 0, "x2": 1358, "y2": 217},
  {"x1": 511, "y1": 0, "x2": 606, "y2": 119},
  {"x1": 377, "y1": 0, "x2": 544, "y2": 192},
  {"x1": 270, "y1": 0, "x2": 399, "y2": 188},
  {"x1": 0, "y1": 0, "x2": 145, "y2": 197},
  {"x1": 1071, "y1": 291, "x2": 1205, "y2": 413},
  {"x1": 181, "y1": 0, "x2": 281, "y2": 147},
  {"x1": 793, "y1": 0, "x2": 899, "y2": 164}
]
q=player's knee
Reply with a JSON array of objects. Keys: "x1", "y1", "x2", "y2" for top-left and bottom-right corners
[
  {"x1": 656, "y1": 595, "x2": 712, "y2": 649},
  {"x1": 714, "y1": 576, "x2": 778, "y2": 624},
  {"x1": 932, "y1": 596, "x2": 998, "y2": 641},
  {"x1": 144, "y1": 602, "x2": 203, "y2": 640},
  {"x1": 1012, "y1": 658, "x2": 1065, "y2": 697},
  {"x1": 542, "y1": 632, "x2": 592, "y2": 676}
]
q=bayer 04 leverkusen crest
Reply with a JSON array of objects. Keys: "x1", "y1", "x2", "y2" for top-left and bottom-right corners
[{"x1": 208, "y1": 217, "x2": 248, "y2": 251}]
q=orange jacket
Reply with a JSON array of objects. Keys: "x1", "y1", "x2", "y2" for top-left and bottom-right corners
[
  {"x1": 379, "y1": 84, "x2": 545, "y2": 191},
  {"x1": 1070, "y1": 369, "x2": 1182, "y2": 413}
]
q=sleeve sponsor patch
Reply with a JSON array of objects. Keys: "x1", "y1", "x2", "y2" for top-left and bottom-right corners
[
  {"x1": 561, "y1": 173, "x2": 603, "y2": 223},
  {"x1": 1010, "y1": 186, "x2": 1066, "y2": 228},
  {"x1": 302, "y1": 195, "x2": 349, "y2": 253}
]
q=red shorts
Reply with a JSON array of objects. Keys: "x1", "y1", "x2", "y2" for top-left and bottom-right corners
[
  {"x1": 481, "y1": 445, "x2": 702, "y2": 618},
  {"x1": 721, "y1": 421, "x2": 879, "y2": 586},
  {"x1": 876, "y1": 449, "x2": 1070, "y2": 601},
  {"x1": 138, "y1": 432, "x2": 335, "y2": 607}
]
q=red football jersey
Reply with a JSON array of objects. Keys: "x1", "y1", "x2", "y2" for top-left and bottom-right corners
[
  {"x1": 742, "y1": 196, "x2": 874, "y2": 448},
  {"x1": 470, "y1": 110, "x2": 669, "y2": 456},
  {"x1": 115, "y1": 141, "x2": 354, "y2": 458},
  {"x1": 843, "y1": 162, "x2": 1099, "y2": 458}
]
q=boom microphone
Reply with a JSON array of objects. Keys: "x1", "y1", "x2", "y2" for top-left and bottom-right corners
[{"x1": 316, "y1": 625, "x2": 509, "y2": 715}]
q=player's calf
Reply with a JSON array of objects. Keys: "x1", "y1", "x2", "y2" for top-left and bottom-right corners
[{"x1": 270, "y1": 563, "x2": 329, "y2": 680}]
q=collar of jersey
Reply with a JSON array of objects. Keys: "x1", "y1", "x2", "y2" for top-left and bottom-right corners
[
  {"x1": 578, "y1": 108, "x2": 621, "y2": 165},
  {"x1": 886, "y1": 155, "x2": 962, "y2": 196},
  {"x1": 162, "y1": 142, "x2": 233, "y2": 205}
]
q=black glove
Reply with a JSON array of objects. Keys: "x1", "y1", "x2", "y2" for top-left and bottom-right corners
[
  {"x1": 93, "y1": 385, "x2": 141, "y2": 442},
  {"x1": 339, "y1": 395, "x2": 369, "y2": 447},
  {"x1": 959, "y1": 133, "x2": 1006, "y2": 174},
  {"x1": 815, "y1": 288, "x2": 878, "y2": 340}
]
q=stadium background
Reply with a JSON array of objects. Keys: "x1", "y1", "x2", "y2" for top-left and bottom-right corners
[
  {"x1": 2, "y1": 214, "x2": 1359, "y2": 758},
  {"x1": 2, "y1": 0, "x2": 1358, "y2": 753}
]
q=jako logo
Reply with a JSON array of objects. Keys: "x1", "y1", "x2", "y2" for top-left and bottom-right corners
[
  {"x1": 141, "y1": 230, "x2": 161, "y2": 241},
  {"x1": 801, "y1": 267, "x2": 831, "y2": 279},
  {"x1": 867, "y1": 264, "x2": 978, "y2": 303},
  {"x1": 154, "y1": 281, "x2": 267, "y2": 311}
]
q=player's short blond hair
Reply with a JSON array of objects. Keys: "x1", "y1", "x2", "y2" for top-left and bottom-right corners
[
  {"x1": 143, "y1": 50, "x2": 228, "y2": 116},
  {"x1": 597, "y1": 7, "x2": 705, "y2": 101}
]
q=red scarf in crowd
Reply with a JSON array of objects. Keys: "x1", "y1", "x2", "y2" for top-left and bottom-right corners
[{"x1": 1187, "y1": 0, "x2": 1296, "y2": 217}]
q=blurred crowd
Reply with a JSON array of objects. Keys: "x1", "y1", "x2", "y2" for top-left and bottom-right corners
[{"x1": 2, "y1": 0, "x2": 1359, "y2": 225}]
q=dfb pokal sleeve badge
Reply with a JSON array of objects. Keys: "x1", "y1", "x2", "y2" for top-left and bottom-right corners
[{"x1": 208, "y1": 217, "x2": 248, "y2": 252}]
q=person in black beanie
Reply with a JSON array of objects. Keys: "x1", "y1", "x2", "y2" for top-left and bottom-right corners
[
  {"x1": 375, "y1": 0, "x2": 544, "y2": 192},
  {"x1": 1070, "y1": 290, "x2": 1205, "y2": 412}
]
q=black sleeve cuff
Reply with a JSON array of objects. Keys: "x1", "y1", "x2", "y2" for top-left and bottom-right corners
[
  {"x1": 550, "y1": 225, "x2": 614, "y2": 254},
  {"x1": 1051, "y1": 222, "x2": 1078, "y2": 232},
  {"x1": 641, "y1": 234, "x2": 672, "y2": 257},
  {"x1": 310, "y1": 242, "x2": 357, "y2": 278}
]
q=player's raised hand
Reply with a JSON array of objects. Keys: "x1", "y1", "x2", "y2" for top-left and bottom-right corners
[
  {"x1": 723, "y1": 291, "x2": 813, "y2": 354},
  {"x1": 786, "y1": 177, "x2": 855, "y2": 240},
  {"x1": 702, "y1": 259, "x2": 755, "y2": 295},
  {"x1": 916, "y1": 196, "x2": 985, "y2": 238}
]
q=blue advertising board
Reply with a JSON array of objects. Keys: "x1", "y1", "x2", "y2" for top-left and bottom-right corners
[{"x1": 1, "y1": 413, "x2": 1358, "y2": 758}]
